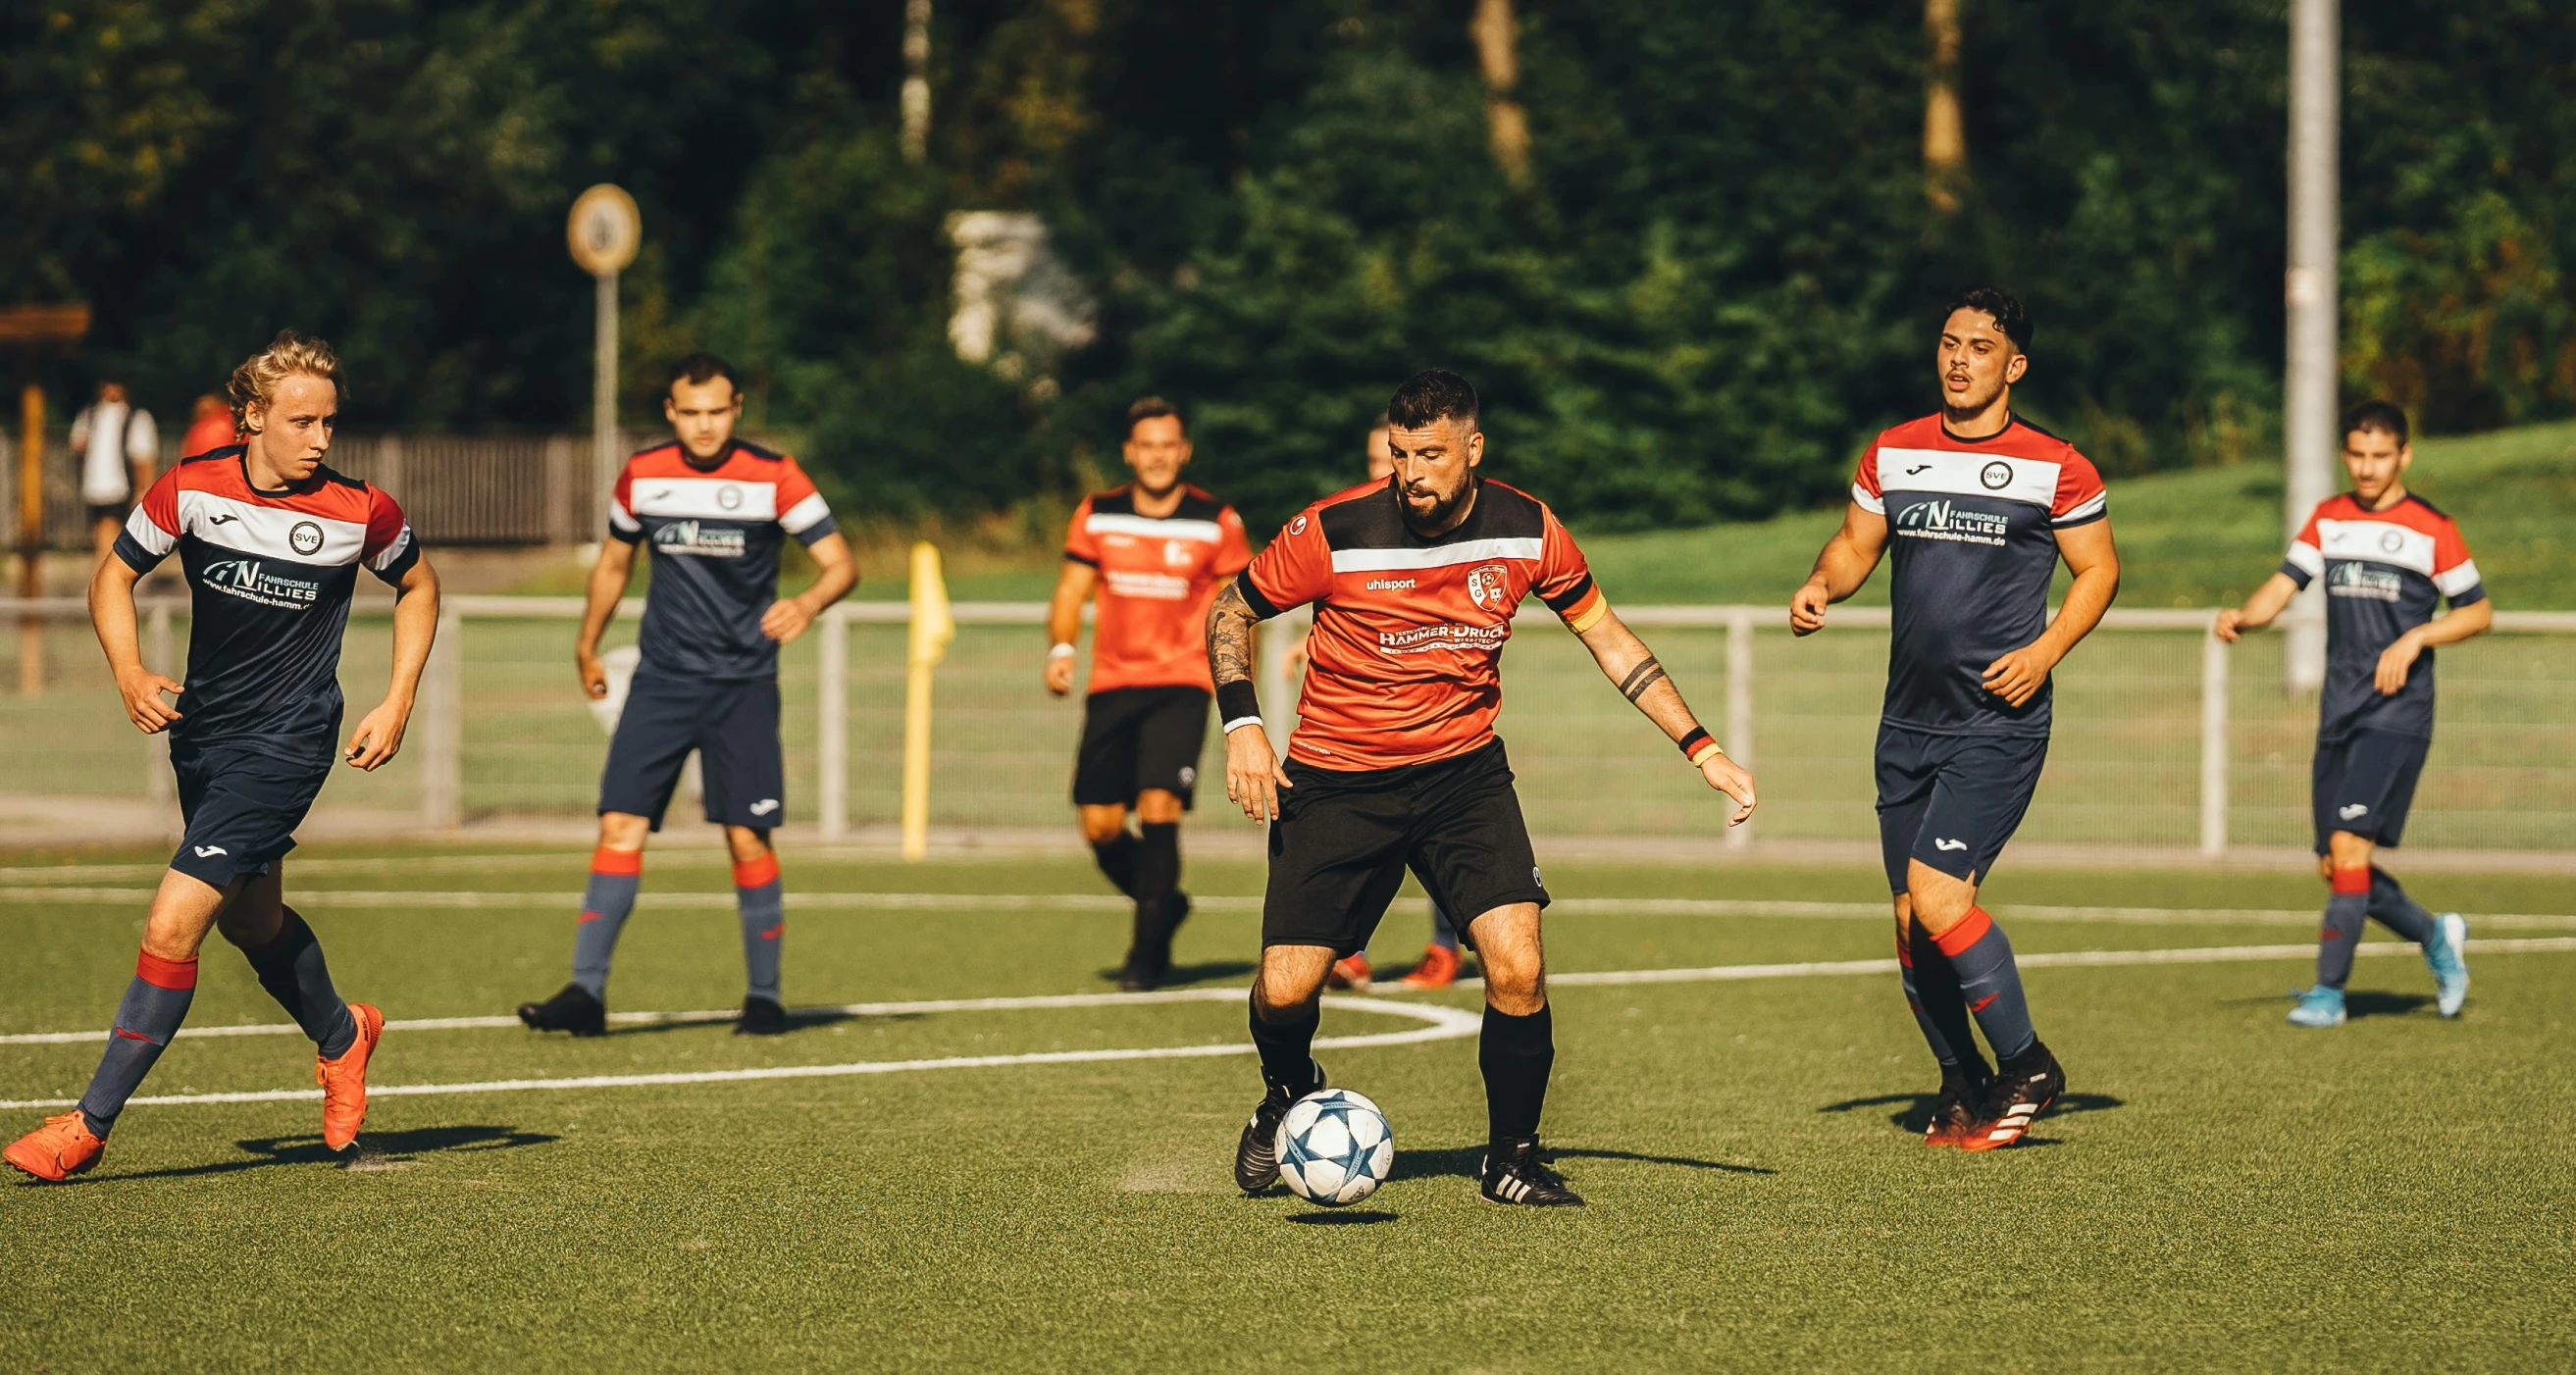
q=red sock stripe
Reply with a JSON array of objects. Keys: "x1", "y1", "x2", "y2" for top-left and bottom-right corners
[
  {"x1": 591, "y1": 846, "x2": 644, "y2": 878},
  {"x1": 136, "y1": 949, "x2": 199, "y2": 991},
  {"x1": 733, "y1": 853, "x2": 780, "y2": 889},
  {"x1": 2330, "y1": 868, "x2": 2371, "y2": 895},
  {"x1": 1932, "y1": 907, "x2": 1994, "y2": 959},
  {"x1": 1893, "y1": 931, "x2": 1914, "y2": 968}
]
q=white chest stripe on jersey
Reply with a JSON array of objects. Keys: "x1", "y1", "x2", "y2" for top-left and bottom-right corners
[
  {"x1": 1330, "y1": 535, "x2": 1544, "y2": 574},
  {"x1": 1875, "y1": 448, "x2": 2061, "y2": 510},
  {"x1": 177, "y1": 490, "x2": 369, "y2": 566},
  {"x1": 2315, "y1": 519, "x2": 2437, "y2": 577},
  {"x1": 630, "y1": 477, "x2": 780, "y2": 523},
  {"x1": 1085, "y1": 513, "x2": 1223, "y2": 542}
]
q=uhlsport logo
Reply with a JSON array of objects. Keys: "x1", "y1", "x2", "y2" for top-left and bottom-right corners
[
  {"x1": 1290, "y1": 514, "x2": 1310, "y2": 535},
  {"x1": 1465, "y1": 563, "x2": 1510, "y2": 610},
  {"x1": 288, "y1": 520, "x2": 325, "y2": 556},
  {"x1": 1980, "y1": 461, "x2": 2013, "y2": 490}
]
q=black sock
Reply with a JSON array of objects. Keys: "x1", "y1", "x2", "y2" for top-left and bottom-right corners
[
  {"x1": 242, "y1": 907, "x2": 357, "y2": 1058},
  {"x1": 1248, "y1": 996, "x2": 1320, "y2": 1095},
  {"x1": 1904, "y1": 920, "x2": 1985, "y2": 1081},
  {"x1": 1091, "y1": 832, "x2": 1140, "y2": 899},
  {"x1": 1133, "y1": 821, "x2": 1183, "y2": 953},
  {"x1": 2366, "y1": 867, "x2": 2436, "y2": 944},
  {"x1": 1479, "y1": 1003, "x2": 1556, "y2": 1144}
]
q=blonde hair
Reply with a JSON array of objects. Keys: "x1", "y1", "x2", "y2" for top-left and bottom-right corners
[{"x1": 229, "y1": 330, "x2": 344, "y2": 433}]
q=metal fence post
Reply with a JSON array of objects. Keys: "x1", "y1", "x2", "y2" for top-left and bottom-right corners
[
  {"x1": 543, "y1": 435, "x2": 576, "y2": 547},
  {"x1": 144, "y1": 603, "x2": 174, "y2": 817},
  {"x1": 422, "y1": 602, "x2": 463, "y2": 830},
  {"x1": 818, "y1": 604, "x2": 848, "y2": 840},
  {"x1": 1724, "y1": 607, "x2": 1756, "y2": 848},
  {"x1": 2200, "y1": 620, "x2": 2230, "y2": 856}
]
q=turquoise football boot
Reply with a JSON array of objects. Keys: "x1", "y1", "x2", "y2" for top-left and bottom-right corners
[
  {"x1": 2424, "y1": 912, "x2": 2469, "y2": 1018},
  {"x1": 2288, "y1": 985, "x2": 2346, "y2": 1028}
]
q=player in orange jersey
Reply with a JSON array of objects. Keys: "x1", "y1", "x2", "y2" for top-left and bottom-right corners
[
  {"x1": 1211, "y1": 370, "x2": 1757, "y2": 1207},
  {"x1": 1046, "y1": 398, "x2": 1251, "y2": 990}
]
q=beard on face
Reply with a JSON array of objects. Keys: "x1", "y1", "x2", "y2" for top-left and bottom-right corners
[{"x1": 1400, "y1": 475, "x2": 1472, "y2": 534}]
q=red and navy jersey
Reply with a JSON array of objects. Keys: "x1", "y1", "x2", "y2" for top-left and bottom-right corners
[
  {"x1": 1851, "y1": 415, "x2": 2108, "y2": 737},
  {"x1": 1063, "y1": 484, "x2": 1251, "y2": 693},
  {"x1": 609, "y1": 439, "x2": 838, "y2": 681},
  {"x1": 2282, "y1": 492, "x2": 2485, "y2": 742},
  {"x1": 114, "y1": 447, "x2": 419, "y2": 754},
  {"x1": 1239, "y1": 478, "x2": 1605, "y2": 771}
]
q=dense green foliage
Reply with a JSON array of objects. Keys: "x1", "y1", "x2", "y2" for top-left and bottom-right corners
[{"x1": 5, "y1": 1, "x2": 2573, "y2": 528}]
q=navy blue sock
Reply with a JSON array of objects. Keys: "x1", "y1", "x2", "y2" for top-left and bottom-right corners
[
  {"x1": 735, "y1": 851, "x2": 784, "y2": 1003},
  {"x1": 1248, "y1": 996, "x2": 1320, "y2": 1095},
  {"x1": 1939, "y1": 908, "x2": 2037, "y2": 1064},
  {"x1": 241, "y1": 907, "x2": 356, "y2": 1058},
  {"x1": 1479, "y1": 1003, "x2": 1555, "y2": 1144},
  {"x1": 77, "y1": 950, "x2": 197, "y2": 1138},
  {"x1": 571, "y1": 846, "x2": 644, "y2": 998},
  {"x1": 2366, "y1": 867, "x2": 2436, "y2": 944},
  {"x1": 1901, "y1": 919, "x2": 1984, "y2": 1080},
  {"x1": 2318, "y1": 870, "x2": 2371, "y2": 989}
]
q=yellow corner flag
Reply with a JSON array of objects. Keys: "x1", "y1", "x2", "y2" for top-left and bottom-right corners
[{"x1": 901, "y1": 541, "x2": 955, "y2": 861}]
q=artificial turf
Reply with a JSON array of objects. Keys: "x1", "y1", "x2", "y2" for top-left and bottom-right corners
[{"x1": 2, "y1": 846, "x2": 2572, "y2": 1371}]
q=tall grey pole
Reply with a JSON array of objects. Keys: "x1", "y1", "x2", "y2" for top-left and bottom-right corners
[
  {"x1": 902, "y1": 0, "x2": 932, "y2": 165},
  {"x1": 593, "y1": 269, "x2": 619, "y2": 542},
  {"x1": 2283, "y1": 0, "x2": 2338, "y2": 692}
]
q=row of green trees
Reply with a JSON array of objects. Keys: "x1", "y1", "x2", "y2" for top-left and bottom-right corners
[{"x1": 5, "y1": 0, "x2": 2570, "y2": 530}]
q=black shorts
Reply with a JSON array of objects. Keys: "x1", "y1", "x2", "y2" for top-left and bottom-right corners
[
  {"x1": 2313, "y1": 731, "x2": 2429, "y2": 852},
  {"x1": 598, "y1": 672, "x2": 785, "y2": 831},
  {"x1": 170, "y1": 739, "x2": 333, "y2": 889},
  {"x1": 1875, "y1": 725, "x2": 2049, "y2": 891},
  {"x1": 1072, "y1": 686, "x2": 1210, "y2": 809},
  {"x1": 1262, "y1": 739, "x2": 1547, "y2": 956}
]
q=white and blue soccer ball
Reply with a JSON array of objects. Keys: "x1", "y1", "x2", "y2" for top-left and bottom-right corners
[{"x1": 1275, "y1": 1088, "x2": 1394, "y2": 1206}]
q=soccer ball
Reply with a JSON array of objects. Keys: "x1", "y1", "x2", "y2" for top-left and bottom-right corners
[{"x1": 1275, "y1": 1089, "x2": 1394, "y2": 1206}]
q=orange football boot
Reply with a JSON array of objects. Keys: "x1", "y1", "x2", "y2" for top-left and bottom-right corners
[
  {"x1": 1327, "y1": 953, "x2": 1371, "y2": 991},
  {"x1": 317, "y1": 1002, "x2": 385, "y2": 1150},
  {"x1": 1396, "y1": 943, "x2": 1462, "y2": 989},
  {"x1": 5, "y1": 1110, "x2": 105, "y2": 1182}
]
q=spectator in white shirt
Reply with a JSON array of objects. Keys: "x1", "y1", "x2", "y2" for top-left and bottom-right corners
[{"x1": 71, "y1": 382, "x2": 159, "y2": 563}]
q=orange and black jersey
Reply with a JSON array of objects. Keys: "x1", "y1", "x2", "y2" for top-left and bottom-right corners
[
  {"x1": 114, "y1": 447, "x2": 419, "y2": 754},
  {"x1": 1237, "y1": 478, "x2": 1604, "y2": 771},
  {"x1": 1063, "y1": 484, "x2": 1251, "y2": 693}
]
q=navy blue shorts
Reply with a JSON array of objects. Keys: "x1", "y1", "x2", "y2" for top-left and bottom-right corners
[
  {"x1": 599, "y1": 673, "x2": 785, "y2": 832},
  {"x1": 2312, "y1": 731, "x2": 2428, "y2": 852},
  {"x1": 170, "y1": 739, "x2": 333, "y2": 889},
  {"x1": 1874, "y1": 725, "x2": 2049, "y2": 891}
]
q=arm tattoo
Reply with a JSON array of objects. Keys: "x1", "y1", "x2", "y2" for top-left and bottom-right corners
[
  {"x1": 1617, "y1": 656, "x2": 1669, "y2": 703},
  {"x1": 1207, "y1": 583, "x2": 1260, "y2": 688}
]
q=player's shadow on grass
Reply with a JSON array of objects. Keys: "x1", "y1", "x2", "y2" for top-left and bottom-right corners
[
  {"x1": 100, "y1": 1125, "x2": 557, "y2": 1182},
  {"x1": 1396, "y1": 1145, "x2": 1774, "y2": 1181},
  {"x1": 2217, "y1": 990, "x2": 2434, "y2": 1019},
  {"x1": 1817, "y1": 1091, "x2": 2125, "y2": 1138},
  {"x1": 1287, "y1": 1209, "x2": 1398, "y2": 1226},
  {"x1": 1090, "y1": 960, "x2": 1259, "y2": 989}
]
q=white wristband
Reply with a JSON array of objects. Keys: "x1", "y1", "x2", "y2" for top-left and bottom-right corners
[
  {"x1": 1221, "y1": 716, "x2": 1266, "y2": 735},
  {"x1": 1047, "y1": 642, "x2": 1076, "y2": 661}
]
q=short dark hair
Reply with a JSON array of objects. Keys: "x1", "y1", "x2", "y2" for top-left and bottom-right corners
[
  {"x1": 1125, "y1": 395, "x2": 1186, "y2": 437},
  {"x1": 1387, "y1": 369, "x2": 1478, "y2": 430},
  {"x1": 666, "y1": 353, "x2": 742, "y2": 396},
  {"x1": 1946, "y1": 286, "x2": 2032, "y2": 352},
  {"x1": 2343, "y1": 399, "x2": 2409, "y2": 447}
]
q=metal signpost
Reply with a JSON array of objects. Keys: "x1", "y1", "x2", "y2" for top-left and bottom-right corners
[
  {"x1": 2284, "y1": 0, "x2": 2338, "y2": 692},
  {"x1": 567, "y1": 185, "x2": 641, "y2": 542}
]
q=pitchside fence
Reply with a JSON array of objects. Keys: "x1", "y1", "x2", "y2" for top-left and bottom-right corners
[{"x1": 3, "y1": 596, "x2": 2571, "y2": 856}]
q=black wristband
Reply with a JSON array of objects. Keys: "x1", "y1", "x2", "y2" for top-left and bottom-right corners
[
  {"x1": 1676, "y1": 727, "x2": 1714, "y2": 759},
  {"x1": 1216, "y1": 680, "x2": 1262, "y2": 727}
]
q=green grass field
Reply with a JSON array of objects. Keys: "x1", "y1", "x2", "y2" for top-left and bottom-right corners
[{"x1": 4, "y1": 845, "x2": 2573, "y2": 1371}]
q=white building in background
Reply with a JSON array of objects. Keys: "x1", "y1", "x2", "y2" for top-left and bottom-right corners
[{"x1": 947, "y1": 211, "x2": 1096, "y2": 384}]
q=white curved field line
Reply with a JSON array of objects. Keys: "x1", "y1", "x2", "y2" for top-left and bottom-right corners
[
  {"x1": 6, "y1": 939, "x2": 2573, "y2": 1113},
  {"x1": 6, "y1": 886, "x2": 2572, "y2": 931}
]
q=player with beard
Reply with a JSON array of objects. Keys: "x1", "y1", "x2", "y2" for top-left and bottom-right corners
[
  {"x1": 1211, "y1": 370, "x2": 1757, "y2": 1207},
  {"x1": 1048, "y1": 398, "x2": 1251, "y2": 990},
  {"x1": 1791, "y1": 287, "x2": 2119, "y2": 1151}
]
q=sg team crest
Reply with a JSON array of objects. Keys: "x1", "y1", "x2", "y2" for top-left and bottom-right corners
[{"x1": 1466, "y1": 563, "x2": 1510, "y2": 611}]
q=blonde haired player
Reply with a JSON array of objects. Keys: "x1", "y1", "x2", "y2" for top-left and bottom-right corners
[{"x1": 8, "y1": 331, "x2": 438, "y2": 1181}]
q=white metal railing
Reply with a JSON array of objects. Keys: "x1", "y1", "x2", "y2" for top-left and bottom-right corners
[{"x1": 4, "y1": 597, "x2": 2572, "y2": 853}]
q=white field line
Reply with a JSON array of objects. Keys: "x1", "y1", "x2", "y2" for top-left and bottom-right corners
[
  {"x1": 5, "y1": 886, "x2": 2572, "y2": 931},
  {"x1": 5, "y1": 938, "x2": 2573, "y2": 1111}
]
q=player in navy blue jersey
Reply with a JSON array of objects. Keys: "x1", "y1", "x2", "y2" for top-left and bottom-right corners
[
  {"x1": 517, "y1": 354, "x2": 856, "y2": 1039},
  {"x1": 1790, "y1": 287, "x2": 2121, "y2": 1151},
  {"x1": 6, "y1": 332, "x2": 440, "y2": 1182},
  {"x1": 2218, "y1": 401, "x2": 2491, "y2": 1027}
]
